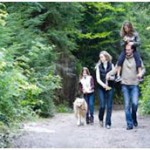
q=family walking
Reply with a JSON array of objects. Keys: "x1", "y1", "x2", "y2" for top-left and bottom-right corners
[{"x1": 79, "y1": 21, "x2": 145, "y2": 130}]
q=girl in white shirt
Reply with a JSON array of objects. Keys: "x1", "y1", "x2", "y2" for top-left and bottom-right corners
[{"x1": 79, "y1": 67, "x2": 94, "y2": 124}]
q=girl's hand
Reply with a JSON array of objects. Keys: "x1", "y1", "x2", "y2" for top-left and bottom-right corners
[
  {"x1": 123, "y1": 37, "x2": 130, "y2": 43},
  {"x1": 103, "y1": 84, "x2": 111, "y2": 90}
]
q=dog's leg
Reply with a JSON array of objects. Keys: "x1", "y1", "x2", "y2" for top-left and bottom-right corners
[
  {"x1": 82, "y1": 114, "x2": 86, "y2": 126},
  {"x1": 79, "y1": 114, "x2": 82, "y2": 126},
  {"x1": 83, "y1": 115, "x2": 86, "y2": 125},
  {"x1": 81, "y1": 116, "x2": 84, "y2": 126},
  {"x1": 77, "y1": 113, "x2": 80, "y2": 126}
]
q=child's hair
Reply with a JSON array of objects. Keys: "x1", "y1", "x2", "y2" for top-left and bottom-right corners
[
  {"x1": 80, "y1": 67, "x2": 90, "y2": 79},
  {"x1": 120, "y1": 21, "x2": 135, "y2": 37},
  {"x1": 99, "y1": 51, "x2": 112, "y2": 62}
]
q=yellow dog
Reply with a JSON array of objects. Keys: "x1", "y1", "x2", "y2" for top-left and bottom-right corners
[{"x1": 73, "y1": 98, "x2": 88, "y2": 126}]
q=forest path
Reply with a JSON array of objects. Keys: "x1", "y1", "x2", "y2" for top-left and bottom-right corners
[{"x1": 11, "y1": 109, "x2": 150, "y2": 148}]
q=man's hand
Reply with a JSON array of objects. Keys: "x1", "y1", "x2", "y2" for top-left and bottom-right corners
[{"x1": 137, "y1": 72, "x2": 142, "y2": 79}]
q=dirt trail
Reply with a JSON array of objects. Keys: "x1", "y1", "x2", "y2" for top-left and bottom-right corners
[{"x1": 11, "y1": 109, "x2": 150, "y2": 148}]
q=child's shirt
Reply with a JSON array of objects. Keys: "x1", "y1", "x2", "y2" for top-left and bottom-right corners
[
  {"x1": 121, "y1": 31, "x2": 141, "y2": 49},
  {"x1": 80, "y1": 75, "x2": 94, "y2": 94}
]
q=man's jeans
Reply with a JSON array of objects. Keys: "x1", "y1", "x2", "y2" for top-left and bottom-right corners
[
  {"x1": 98, "y1": 88, "x2": 114, "y2": 126},
  {"x1": 122, "y1": 84, "x2": 139, "y2": 127},
  {"x1": 84, "y1": 92, "x2": 94, "y2": 119}
]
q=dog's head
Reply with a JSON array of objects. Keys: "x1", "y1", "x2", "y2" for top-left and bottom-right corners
[{"x1": 74, "y1": 98, "x2": 85, "y2": 108}]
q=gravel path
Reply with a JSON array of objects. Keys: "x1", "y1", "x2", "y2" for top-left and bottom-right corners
[{"x1": 11, "y1": 109, "x2": 150, "y2": 148}]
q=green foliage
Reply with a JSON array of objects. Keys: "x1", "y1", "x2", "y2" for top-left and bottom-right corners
[
  {"x1": 0, "y1": 121, "x2": 10, "y2": 148},
  {"x1": 0, "y1": 3, "x2": 63, "y2": 122},
  {"x1": 74, "y1": 2, "x2": 129, "y2": 72},
  {"x1": 139, "y1": 75, "x2": 150, "y2": 114},
  {"x1": 56, "y1": 103, "x2": 73, "y2": 113},
  {"x1": 0, "y1": 3, "x2": 8, "y2": 26},
  {"x1": 0, "y1": 48, "x2": 38, "y2": 123}
]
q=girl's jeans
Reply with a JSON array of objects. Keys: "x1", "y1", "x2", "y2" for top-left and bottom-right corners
[{"x1": 84, "y1": 92, "x2": 94, "y2": 120}]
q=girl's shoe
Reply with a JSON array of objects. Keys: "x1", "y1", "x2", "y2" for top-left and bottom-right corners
[{"x1": 99, "y1": 121, "x2": 103, "y2": 127}]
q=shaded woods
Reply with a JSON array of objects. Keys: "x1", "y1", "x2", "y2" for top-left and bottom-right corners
[{"x1": 0, "y1": 2, "x2": 150, "y2": 147}]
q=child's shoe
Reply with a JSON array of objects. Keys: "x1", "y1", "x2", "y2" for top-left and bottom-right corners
[
  {"x1": 138, "y1": 77, "x2": 144, "y2": 82},
  {"x1": 115, "y1": 76, "x2": 122, "y2": 82}
]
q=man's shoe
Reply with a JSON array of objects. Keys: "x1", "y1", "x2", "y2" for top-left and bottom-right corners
[
  {"x1": 126, "y1": 126, "x2": 133, "y2": 130},
  {"x1": 134, "y1": 122, "x2": 138, "y2": 127}
]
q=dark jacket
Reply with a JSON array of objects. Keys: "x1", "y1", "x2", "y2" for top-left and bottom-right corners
[{"x1": 98, "y1": 62, "x2": 114, "y2": 89}]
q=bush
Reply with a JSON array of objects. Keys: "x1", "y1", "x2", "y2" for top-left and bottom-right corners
[
  {"x1": 0, "y1": 122, "x2": 10, "y2": 148},
  {"x1": 56, "y1": 102, "x2": 73, "y2": 113},
  {"x1": 139, "y1": 75, "x2": 150, "y2": 114}
]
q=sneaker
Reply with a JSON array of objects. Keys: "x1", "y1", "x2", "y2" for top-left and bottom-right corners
[
  {"x1": 126, "y1": 126, "x2": 133, "y2": 130},
  {"x1": 133, "y1": 122, "x2": 138, "y2": 127},
  {"x1": 106, "y1": 125, "x2": 111, "y2": 129},
  {"x1": 86, "y1": 117, "x2": 90, "y2": 124},
  {"x1": 115, "y1": 76, "x2": 122, "y2": 82},
  {"x1": 99, "y1": 121, "x2": 103, "y2": 127},
  {"x1": 138, "y1": 77, "x2": 144, "y2": 82},
  {"x1": 90, "y1": 116, "x2": 94, "y2": 124}
]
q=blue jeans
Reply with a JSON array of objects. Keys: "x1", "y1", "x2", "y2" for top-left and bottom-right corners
[
  {"x1": 84, "y1": 92, "x2": 94, "y2": 119},
  {"x1": 121, "y1": 85, "x2": 139, "y2": 127},
  {"x1": 98, "y1": 88, "x2": 114, "y2": 126}
]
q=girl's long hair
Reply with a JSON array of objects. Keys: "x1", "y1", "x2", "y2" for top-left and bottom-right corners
[
  {"x1": 95, "y1": 51, "x2": 112, "y2": 69},
  {"x1": 99, "y1": 51, "x2": 112, "y2": 63},
  {"x1": 120, "y1": 21, "x2": 135, "y2": 37},
  {"x1": 80, "y1": 67, "x2": 90, "y2": 79}
]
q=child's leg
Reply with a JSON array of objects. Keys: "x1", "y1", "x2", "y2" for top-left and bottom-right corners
[
  {"x1": 117, "y1": 51, "x2": 126, "y2": 77},
  {"x1": 117, "y1": 51, "x2": 126, "y2": 66},
  {"x1": 133, "y1": 50, "x2": 141, "y2": 68},
  {"x1": 133, "y1": 51, "x2": 142, "y2": 76}
]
